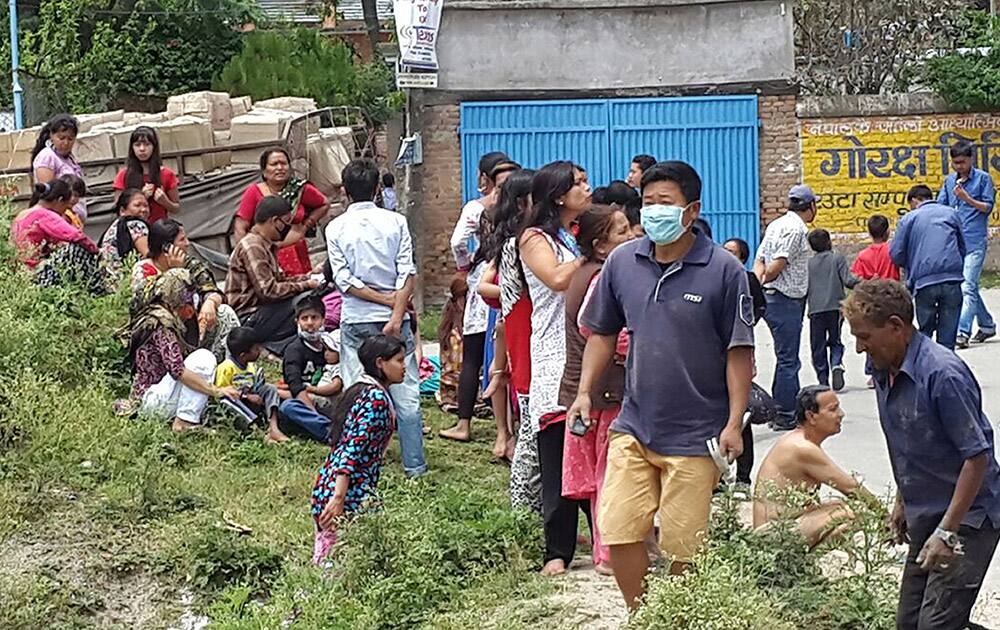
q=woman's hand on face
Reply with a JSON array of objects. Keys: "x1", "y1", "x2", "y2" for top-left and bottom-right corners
[
  {"x1": 198, "y1": 299, "x2": 218, "y2": 337},
  {"x1": 165, "y1": 244, "x2": 187, "y2": 269}
]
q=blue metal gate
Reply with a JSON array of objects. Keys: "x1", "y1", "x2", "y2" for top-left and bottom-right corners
[{"x1": 459, "y1": 95, "x2": 760, "y2": 246}]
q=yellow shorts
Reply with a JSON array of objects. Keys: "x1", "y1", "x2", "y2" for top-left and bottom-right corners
[{"x1": 598, "y1": 431, "x2": 719, "y2": 563}]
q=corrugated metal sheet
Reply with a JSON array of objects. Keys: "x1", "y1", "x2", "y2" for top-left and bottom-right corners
[
  {"x1": 459, "y1": 95, "x2": 760, "y2": 248},
  {"x1": 335, "y1": 0, "x2": 394, "y2": 21},
  {"x1": 257, "y1": 0, "x2": 323, "y2": 22}
]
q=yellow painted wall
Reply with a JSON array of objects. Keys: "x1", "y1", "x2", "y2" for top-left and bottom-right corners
[{"x1": 801, "y1": 114, "x2": 1000, "y2": 233}]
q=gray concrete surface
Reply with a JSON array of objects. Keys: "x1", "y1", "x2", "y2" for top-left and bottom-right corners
[{"x1": 751, "y1": 288, "x2": 1000, "y2": 615}]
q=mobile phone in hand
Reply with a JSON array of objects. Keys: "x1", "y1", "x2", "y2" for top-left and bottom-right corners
[{"x1": 570, "y1": 415, "x2": 589, "y2": 437}]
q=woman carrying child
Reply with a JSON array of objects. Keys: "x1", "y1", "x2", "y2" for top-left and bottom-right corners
[
  {"x1": 311, "y1": 334, "x2": 406, "y2": 563},
  {"x1": 113, "y1": 126, "x2": 180, "y2": 224}
]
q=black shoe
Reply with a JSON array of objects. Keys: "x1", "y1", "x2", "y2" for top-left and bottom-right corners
[
  {"x1": 972, "y1": 330, "x2": 996, "y2": 344},
  {"x1": 956, "y1": 335, "x2": 970, "y2": 350},
  {"x1": 832, "y1": 366, "x2": 845, "y2": 392}
]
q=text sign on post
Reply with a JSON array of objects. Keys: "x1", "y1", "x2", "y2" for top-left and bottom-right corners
[{"x1": 394, "y1": 0, "x2": 443, "y2": 72}]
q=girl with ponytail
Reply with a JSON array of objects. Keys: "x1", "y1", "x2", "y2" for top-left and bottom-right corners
[{"x1": 31, "y1": 114, "x2": 87, "y2": 224}]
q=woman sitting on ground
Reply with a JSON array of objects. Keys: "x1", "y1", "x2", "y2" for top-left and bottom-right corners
[
  {"x1": 11, "y1": 176, "x2": 103, "y2": 293},
  {"x1": 232, "y1": 147, "x2": 330, "y2": 276},
  {"x1": 311, "y1": 333, "x2": 406, "y2": 563},
  {"x1": 131, "y1": 218, "x2": 240, "y2": 361},
  {"x1": 99, "y1": 188, "x2": 150, "y2": 285},
  {"x1": 128, "y1": 268, "x2": 239, "y2": 432}
]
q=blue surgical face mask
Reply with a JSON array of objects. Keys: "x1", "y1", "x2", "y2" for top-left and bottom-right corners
[
  {"x1": 298, "y1": 326, "x2": 323, "y2": 345},
  {"x1": 640, "y1": 203, "x2": 692, "y2": 245}
]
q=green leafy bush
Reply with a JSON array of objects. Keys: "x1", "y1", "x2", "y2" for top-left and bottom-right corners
[{"x1": 923, "y1": 10, "x2": 1000, "y2": 109}]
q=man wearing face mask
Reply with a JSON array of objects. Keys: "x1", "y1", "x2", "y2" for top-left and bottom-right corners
[
  {"x1": 753, "y1": 185, "x2": 818, "y2": 430},
  {"x1": 569, "y1": 161, "x2": 755, "y2": 610},
  {"x1": 226, "y1": 196, "x2": 321, "y2": 355}
]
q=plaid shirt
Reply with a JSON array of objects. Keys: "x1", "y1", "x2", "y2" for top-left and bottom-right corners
[{"x1": 226, "y1": 233, "x2": 312, "y2": 315}]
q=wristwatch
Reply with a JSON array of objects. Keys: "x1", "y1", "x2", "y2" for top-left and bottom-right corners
[{"x1": 933, "y1": 527, "x2": 961, "y2": 549}]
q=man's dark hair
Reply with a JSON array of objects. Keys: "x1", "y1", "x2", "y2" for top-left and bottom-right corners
[
  {"x1": 867, "y1": 214, "x2": 890, "y2": 240},
  {"x1": 789, "y1": 197, "x2": 814, "y2": 213},
  {"x1": 795, "y1": 385, "x2": 832, "y2": 425},
  {"x1": 631, "y1": 154, "x2": 656, "y2": 172},
  {"x1": 640, "y1": 161, "x2": 702, "y2": 203},
  {"x1": 227, "y1": 326, "x2": 259, "y2": 358},
  {"x1": 294, "y1": 294, "x2": 326, "y2": 319},
  {"x1": 906, "y1": 184, "x2": 934, "y2": 203},
  {"x1": 382, "y1": 172, "x2": 395, "y2": 188},
  {"x1": 342, "y1": 159, "x2": 380, "y2": 202},
  {"x1": 254, "y1": 196, "x2": 292, "y2": 225},
  {"x1": 479, "y1": 151, "x2": 509, "y2": 176},
  {"x1": 950, "y1": 141, "x2": 975, "y2": 159},
  {"x1": 808, "y1": 228, "x2": 832, "y2": 253}
]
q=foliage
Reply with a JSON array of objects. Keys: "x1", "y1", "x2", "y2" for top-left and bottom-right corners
[
  {"x1": 794, "y1": 0, "x2": 969, "y2": 95},
  {"x1": 631, "y1": 489, "x2": 902, "y2": 630},
  {"x1": 13, "y1": 0, "x2": 257, "y2": 118},
  {"x1": 923, "y1": 10, "x2": 1000, "y2": 109},
  {"x1": 214, "y1": 28, "x2": 402, "y2": 124}
]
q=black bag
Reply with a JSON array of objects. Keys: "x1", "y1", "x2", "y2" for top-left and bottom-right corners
[{"x1": 747, "y1": 382, "x2": 779, "y2": 426}]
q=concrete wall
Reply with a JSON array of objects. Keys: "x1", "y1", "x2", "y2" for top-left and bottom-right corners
[{"x1": 436, "y1": 0, "x2": 794, "y2": 92}]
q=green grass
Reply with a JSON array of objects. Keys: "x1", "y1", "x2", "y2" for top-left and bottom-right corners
[
  {"x1": 419, "y1": 308, "x2": 442, "y2": 344},
  {"x1": 981, "y1": 269, "x2": 1000, "y2": 289}
]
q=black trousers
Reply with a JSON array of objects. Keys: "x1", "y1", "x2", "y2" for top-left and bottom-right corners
[
  {"x1": 538, "y1": 421, "x2": 592, "y2": 565},
  {"x1": 457, "y1": 331, "x2": 487, "y2": 420},
  {"x1": 241, "y1": 296, "x2": 301, "y2": 356},
  {"x1": 897, "y1": 520, "x2": 1000, "y2": 630},
  {"x1": 735, "y1": 423, "x2": 754, "y2": 485}
]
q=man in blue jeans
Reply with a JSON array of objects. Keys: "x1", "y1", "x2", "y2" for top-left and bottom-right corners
[
  {"x1": 754, "y1": 185, "x2": 817, "y2": 429},
  {"x1": 326, "y1": 158, "x2": 427, "y2": 477},
  {"x1": 892, "y1": 185, "x2": 966, "y2": 350},
  {"x1": 937, "y1": 141, "x2": 997, "y2": 349}
]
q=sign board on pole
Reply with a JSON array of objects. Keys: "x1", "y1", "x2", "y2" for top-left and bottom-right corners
[
  {"x1": 396, "y1": 71, "x2": 439, "y2": 89},
  {"x1": 393, "y1": 0, "x2": 443, "y2": 72}
]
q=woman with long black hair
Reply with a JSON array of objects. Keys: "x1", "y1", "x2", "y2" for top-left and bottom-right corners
[
  {"x1": 114, "y1": 126, "x2": 180, "y2": 224},
  {"x1": 518, "y1": 161, "x2": 591, "y2": 575}
]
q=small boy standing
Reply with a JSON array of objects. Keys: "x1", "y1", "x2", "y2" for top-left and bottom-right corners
[
  {"x1": 215, "y1": 326, "x2": 284, "y2": 441},
  {"x1": 806, "y1": 229, "x2": 858, "y2": 391},
  {"x1": 851, "y1": 214, "x2": 900, "y2": 282}
]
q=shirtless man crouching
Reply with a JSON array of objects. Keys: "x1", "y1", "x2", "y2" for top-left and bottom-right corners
[{"x1": 753, "y1": 385, "x2": 876, "y2": 548}]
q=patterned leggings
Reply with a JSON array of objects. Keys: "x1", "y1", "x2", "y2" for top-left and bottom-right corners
[
  {"x1": 509, "y1": 393, "x2": 542, "y2": 514},
  {"x1": 36, "y1": 243, "x2": 106, "y2": 295}
]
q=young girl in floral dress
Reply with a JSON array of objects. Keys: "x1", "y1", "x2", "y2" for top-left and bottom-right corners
[{"x1": 310, "y1": 334, "x2": 406, "y2": 563}]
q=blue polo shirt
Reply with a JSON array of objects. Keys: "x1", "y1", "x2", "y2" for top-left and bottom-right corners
[
  {"x1": 582, "y1": 229, "x2": 755, "y2": 456},
  {"x1": 889, "y1": 200, "x2": 966, "y2": 292},
  {"x1": 937, "y1": 168, "x2": 995, "y2": 251},
  {"x1": 874, "y1": 332, "x2": 1000, "y2": 530}
]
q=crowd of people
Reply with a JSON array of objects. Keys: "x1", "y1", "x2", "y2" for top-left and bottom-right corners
[{"x1": 9, "y1": 112, "x2": 1000, "y2": 627}]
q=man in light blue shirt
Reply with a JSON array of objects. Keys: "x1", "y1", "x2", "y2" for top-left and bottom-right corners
[
  {"x1": 892, "y1": 185, "x2": 966, "y2": 350},
  {"x1": 326, "y1": 158, "x2": 426, "y2": 476},
  {"x1": 937, "y1": 141, "x2": 997, "y2": 348}
]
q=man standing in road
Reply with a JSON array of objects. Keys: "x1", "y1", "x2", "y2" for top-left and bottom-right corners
[
  {"x1": 891, "y1": 185, "x2": 966, "y2": 350},
  {"x1": 937, "y1": 141, "x2": 997, "y2": 349},
  {"x1": 569, "y1": 161, "x2": 754, "y2": 610},
  {"x1": 754, "y1": 185, "x2": 816, "y2": 430},
  {"x1": 327, "y1": 158, "x2": 427, "y2": 477},
  {"x1": 845, "y1": 280, "x2": 1000, "y2": 629}
]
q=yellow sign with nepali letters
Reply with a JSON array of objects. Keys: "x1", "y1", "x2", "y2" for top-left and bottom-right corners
[{"x1": 801, "y1": 114, "x2": 1000, "y2": 233}]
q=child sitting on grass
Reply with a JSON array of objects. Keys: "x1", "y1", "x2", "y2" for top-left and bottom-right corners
[
  {"x1": 214, "y1": 326, "x2": 283, "y2": 440},
  {"x1": 311, "y1": 334, "x2": 406, "y2": 563}
]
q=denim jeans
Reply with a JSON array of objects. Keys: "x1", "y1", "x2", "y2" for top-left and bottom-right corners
[
  {"x1": 809, "y1": 311, "x2": 844, "y2": 386},
  {"x1": 340, "y1": 321, "x2": 428, "y2": 476},
  {"x1": 959, "y1": 248, "x2": 996, "y2": 337},
  {"x1": 915, "y1": 281, "x2": 963, "y2": 351},
  {"x1": 278, "y1": 398, "x2": 330, "y2": 443},
  {"x1": 764, "y1": 291, "x2": 805, "y2": 423}
]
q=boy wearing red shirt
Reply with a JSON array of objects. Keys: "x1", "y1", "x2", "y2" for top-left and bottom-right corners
[{"x1": 851, "y1": 215, "x2": 900, "y2": 281}]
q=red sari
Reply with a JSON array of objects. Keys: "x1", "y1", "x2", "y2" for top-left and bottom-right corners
[{"x1": 235, "y1": 181, "x2": 326, "y2": 276}]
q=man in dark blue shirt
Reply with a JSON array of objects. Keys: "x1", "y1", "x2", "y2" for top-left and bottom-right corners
[{"x1": 844, "y1": 280, "x2": 1000, "y2": 629}]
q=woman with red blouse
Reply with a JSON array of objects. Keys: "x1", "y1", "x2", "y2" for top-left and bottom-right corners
[{"x1": 232, "y1": 147, "x2": 330, "y2": 277}]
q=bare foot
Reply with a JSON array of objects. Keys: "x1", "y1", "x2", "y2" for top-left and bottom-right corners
[
  {"x1": 492, "y1": 435, "x2": 508, "y2": 459},
  {"x1": 577, "y1": 534, "x2": 591, "y2": 546},
  {"x1": 439, "y1": 421, "x2": 471, "y2": 442},
  {"x1": 594, "y1": 562, "x2": 615, "y2": 576},
  {"x1": 504, "y1": 437, "x2": 516, "y2": 460},
  {"x1": 540, "y1": 559, "x2": 566, "y2": 576},
  {"x1": 171, "y1": 418, "x2": 203, "y2": 432},
  {"x1": 266, "y1": 419, "x2": 290, "y2": 443}
]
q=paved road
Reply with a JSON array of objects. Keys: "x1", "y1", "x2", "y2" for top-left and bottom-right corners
[{"x1": 751, "y1": 288, "x2": 1000, "y2": 600}]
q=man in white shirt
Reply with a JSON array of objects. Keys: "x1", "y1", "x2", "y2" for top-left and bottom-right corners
[
  {"x1": 326, "y1": 158, "x2": 426, "y2": 476},
  {"x1": 754, "y1": 185, "x2": 817, "y2": 430}
]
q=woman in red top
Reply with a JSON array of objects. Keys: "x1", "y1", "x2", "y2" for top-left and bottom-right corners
[
  {"x1": 232, "y1": 147, "x2": 330, "y2": 277},
  {"x1": 113, "y1": 127, "x2": 180, "y2": 225}
]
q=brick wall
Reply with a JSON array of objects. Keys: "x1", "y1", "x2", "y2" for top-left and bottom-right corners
[
  {"x1": 411, "y1": 103, "x2": 463, "y2": 307},
  {"x1": 758, "y1": 95, "x2": 800, "y2": 226}
]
